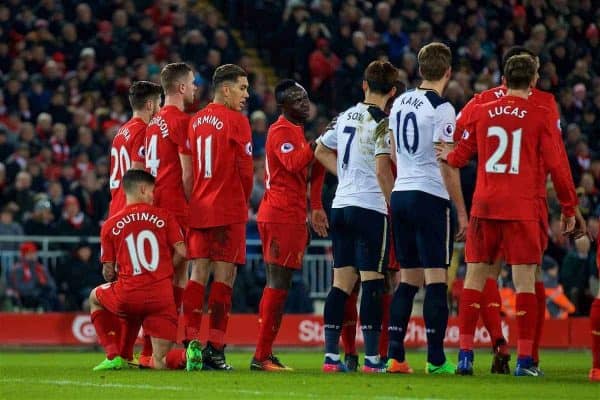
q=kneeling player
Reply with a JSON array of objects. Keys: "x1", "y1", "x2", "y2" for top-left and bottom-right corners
[
  {"x1": 251, "y1": 80, "x2": 326, "y2": 371},
  {"x1": 90, "y1": 170, "x2": 202, "y2": 371},
  {"x1": 316, "y1": 60, "x2": 398, "y2": 373}
]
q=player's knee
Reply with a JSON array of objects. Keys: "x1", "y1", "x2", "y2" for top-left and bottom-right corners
[
  {"x1": 88, "y1": 288, "x2": 101, "y2": 310},
  {"x1": 360, "y1": 270, "x2": 384, "y2": 282},
  {"x1": 400, "y1": 268, "x2": 423, "y2": 286},
  {"x1": 266, "y1": 265, "x2": 293, "y2": 290},
  {"x1": 333, "y1": 267, "x2": 359, "y2": 294}
]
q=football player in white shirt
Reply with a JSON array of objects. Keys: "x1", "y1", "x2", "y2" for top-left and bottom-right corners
[
  {"x1": 315, "y1": 61, "x2": 398, "y2": 373},
  {"x1": 385, "y1": 42, "x2": 467, "y2": 375}
]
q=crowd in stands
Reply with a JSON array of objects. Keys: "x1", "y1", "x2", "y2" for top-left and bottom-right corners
[{"x1": 0, "y1": 0, "x2": 598, "y2": 315}]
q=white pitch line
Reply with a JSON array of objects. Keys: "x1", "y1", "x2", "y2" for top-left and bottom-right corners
[{"x1": 0, "y1": 378, "x2": 444, "y2": 400}]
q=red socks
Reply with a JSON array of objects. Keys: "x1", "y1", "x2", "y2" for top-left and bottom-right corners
[
  {"x1": 481, "y1": 278, "x2": 507, "y2": 352},
  {"x1": 165, "y1": 348, "x2": 187, "y2": 369},
  {"x1": 532, "y1": 282, "x2": 546, "y2": 364},
  {"x1": 591, "y1": 298, "x2": 600, "y2": 369},
  {"x1": 182, "y1": 280, "x2": 206, "y2": 342},
  {"x1": 379, "y1": 293, "x2": 392, "y2": 358},
  {"x1": 207, "y1": 282, "x2": 233, "y2": 349},
  {"x1": 516, "y1": 293, "x2": 537, "y2": 359},
  {"x1": 119, "y1": 318, "x2": 141, "y2": 360},
  {"x1": 254, "y1": 287, "x2": 289, "y2": 361},
  {"x1": 459, "y1": 288, "x2": 483, "y2": 351},
  {"x1": 173, "y1": 285, "x2": 184, "y2": 311},
  {"x1": 91, "y1": 309, "x2": 120, "y2": 360},
  {"x1": 341, "y1": 288, "x2": 359, "y2": 355}
]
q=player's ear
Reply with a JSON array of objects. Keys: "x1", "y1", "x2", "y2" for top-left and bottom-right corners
[
  {"x1": 362, "y1": 80, "x2": 368, "y2": 93},
  {"x1": 388, "y1": 85, "x2": 397, "y2": 98}
]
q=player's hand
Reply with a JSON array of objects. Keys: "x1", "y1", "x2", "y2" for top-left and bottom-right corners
[
  {"x1": 560, "y1": 213, "x2": 576, "y2": 235},
  {"x1": 311, "y1": 209, "x2": 329, "y2": 238},
  {"x1": 434, "y1": 143, "x2": 451, "y2": 161},
  {"x1": 455, "y1": 211, "x2": 468, "y2": 242},
  {"x1": 102, "y1": 263, "x2": 116, "y2": 282},
  {"x1": 569, "y1": 207, "x2": 587, "y2": 239}
]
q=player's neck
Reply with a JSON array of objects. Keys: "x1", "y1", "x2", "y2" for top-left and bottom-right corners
[
  {"x1": 132, "y1": 111, "x2": 151, "y2": 124},
  {"x1": 282, "y1": 112, "x2": 304, "y2": 126},
  {"x1": 506, "y1": 88, "x2": 530, "y2": 99},
  {"x1": 418, "y1": 80, "x2": 445, "y2": 97},
  {"x1": 164, "y1": 95, "x2": 185, "y2": 111},
  {"x1": 363, "y1": 93, "x2": 387, "y2": 110}
]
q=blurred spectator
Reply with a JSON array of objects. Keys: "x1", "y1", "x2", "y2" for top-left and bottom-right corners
[
  {"x1": 56, "y1": 195, "x2": 95, "y2": 237},
  {"x1": 23, "y1": 197, "x2": 56, "y2": 236},
  {"x1": 250, "y1": 110, "x2": 268, "y2": 156},
  {"x1": 542, "y1": 256, "x2": 576, "y2": 319},
  {"x1": 55, "y1": 240, "x2": 102, "y2": 311},
  {"x1": 7, "y1": 242, "x2": 60, "y2": 311},
  {"x1": 560, "y1": 236, "x2": 593, "y2": 315},
  {"x1": 2, "y1": 171, "x2": 35, "y2": 222},
  {"x1": 0, "y1": 207, "x2": 24, "y2": 250}
]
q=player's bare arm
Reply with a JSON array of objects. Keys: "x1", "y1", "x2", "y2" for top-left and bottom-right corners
[
  {"x1": 314, "y1": 142, "x2": 337, "y2": 175},
  {"x1": 439, "y1": 161, "x2": 468, "y2": 241},
  {"x1": 180, "y1": 153, "x2": 192, "y2": 201},
  {"x1": 102, "y1": 262, "x2": 116, "y2": 282},
  {"x1": 375, "y1": 155, "x2": 394, "y2": 204}
]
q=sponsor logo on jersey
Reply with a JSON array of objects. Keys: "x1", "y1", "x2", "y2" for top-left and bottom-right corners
[{"x1": 280, "y1": 143, "x2": 294, "y2": 153}]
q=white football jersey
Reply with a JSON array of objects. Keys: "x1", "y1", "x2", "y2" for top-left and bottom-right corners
[
  {"x1": 388, "y1": 88, "x2": 456, "y2": 200},
  {"x1": 319, "y1": 102, "x2": 390, "y2": 215}
]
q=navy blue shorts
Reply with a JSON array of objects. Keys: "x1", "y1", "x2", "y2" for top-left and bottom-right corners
[
  {"x1": 330, "y1": 206, "x2": 389, "y2": 272},
  {"x1": 390, "y1": 191, "x2": 454, "y2": 268}
]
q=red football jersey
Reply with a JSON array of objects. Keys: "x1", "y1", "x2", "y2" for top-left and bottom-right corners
[
  {"x1": 455, "y1": 85, "x2": 568, "y2": 199},
  {"x1": 448, "y1": 95, "x2": 577, "y2": 220},
  {"x1": 100, "y1": 202, "x2": 184, "y2": 292},
  {"x1": 187, "y1": 102, "x2": 253, "y2": 228},
  {"x1": 108, "y1": 117, "x2": 147, "y2": 217},
  {"x1": 145, "y1": 105, "x2": 191, "y2": 218},
  {"x1": 257, "y1": 116, "x2": 324, "y2": 225}
]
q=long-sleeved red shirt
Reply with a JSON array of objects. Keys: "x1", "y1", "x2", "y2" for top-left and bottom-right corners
[
  {"x1": 257, "y1": 116, "x2": 324, "y2": 225},
  {"x1": 448, "y1": 95, "x2": 577, "y2": 220}
]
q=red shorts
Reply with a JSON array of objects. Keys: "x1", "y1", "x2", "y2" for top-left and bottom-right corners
[
  {"x1": 465, "y1": 217, "x2": 543, "y2": 265},
  {"x1": 95, "y1": 282, "x2": 177, "y2": 342},
  {"x1": 187, "y1": 223, "x2": 246, "y2": 264},
  {"x1": 388, "y1": 228, "x2": 401, "y2": 271},
  {"x1": 258, "y1": 222, "x2": 308, "y2": 269}
]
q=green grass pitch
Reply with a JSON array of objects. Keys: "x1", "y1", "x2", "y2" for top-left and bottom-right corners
[{"x1": 0, "y1": 350, "x2": 598, "y2": 399}]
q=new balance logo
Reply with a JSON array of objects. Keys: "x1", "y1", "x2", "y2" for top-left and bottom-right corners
[
  {"x1": 592, "y1": 330, "x2": 600, "y2": 336},
  {"x1": 469, "y1": 303, "x2": 481, "y2": 309},
  {"x1": 516, "y1": 311, "x2": 527, "y2": 316},
  {"x1": 487, "y1": 303, "x2": 500, "y2": 308}
]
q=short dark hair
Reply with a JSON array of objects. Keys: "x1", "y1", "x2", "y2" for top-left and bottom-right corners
[
  {"x1": 274, "y1": 79, "x2": 300, "y2": 104},
  {"x1": 128, "y1": 81, "x2": 162, "y2": 111},
  {"x1": 501, "y1": 46, "x2": 535, "y2": 72},
  {"x1": 122, "y1": 169, "x2": 155, "y2": 195},
  {"x1": 212, "y1": 64, "x2": 247, "y2": 89},
  {"x1": 160, "y1": 62, "x2": 193, "y2": 94},
  {"x1": 417, "y1": 42, "x2": 452, "y2": 81},
  {"x1": 504, "y1": 55, "x2": 536, "y2": 90},
  {"x1": 364, "y1": 61, "x2": 399, "y2": 94}
]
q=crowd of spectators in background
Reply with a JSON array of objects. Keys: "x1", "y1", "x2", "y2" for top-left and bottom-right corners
[{"x1": 0, "y1": 0, "x2": 598, "y2": 315}]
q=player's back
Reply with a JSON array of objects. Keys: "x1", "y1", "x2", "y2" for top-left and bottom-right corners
[
  {"x1": 327, "y1": 102, "x2": 389, "y2": 214},
  {"x1": 101, "y1": 202, "x2": 181, "y2": 292},
  {"x1": 469, "y1": 95, "x2": 550, "y2": 221},
  {"x1": 188, "y1": 102, "x2": 252, "y2": 228},
  {"x1": 108, "y1": 117, "x2": 146, "y2": 217},
  {"x1": 389, "y1": 88, "x2": 455, "y2": 200},
  {"x1": 257, "y1": 115, "x2": 313, "y2": 224},
  {"x1": 145, "y1": 105, "x2": 190, "y2": 217}
]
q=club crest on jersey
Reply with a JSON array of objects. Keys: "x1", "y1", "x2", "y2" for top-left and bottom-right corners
[
  {"x1": 280, "y1": 143, "x2": 294, "y2": 153},
  {"x1": 245, "y1": 142, "x2": 253, "y2": 155}
]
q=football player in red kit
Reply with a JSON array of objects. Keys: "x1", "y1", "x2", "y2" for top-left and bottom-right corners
[
  {"x1": 437, "y1": 55, "x2": 578, "y2": 376},
  {"x1": 108, "y1": 81, "x2": 161, "y2": 218},
  {"x1": 250, "y1": 80, "x2": 326, "y2": 371},
  {"x1": 590, "y1": 234, "x2": 600, "y2": 382},
  {"x1": 453, "y1": 46, "x2": 586, "y2": 374},
  {"x1": 90, "y1": 169, "x2": 202, "y2": 371},
  {"x1": 183, "y1": 64, "x2": 253, "y2": 370}
]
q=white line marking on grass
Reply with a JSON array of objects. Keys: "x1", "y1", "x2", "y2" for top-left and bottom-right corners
[{"x1": 0, "y1": 378, "x2": 444, "y2": 400}]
